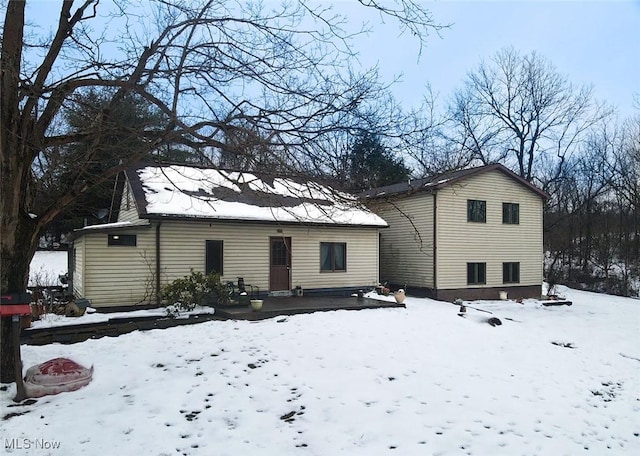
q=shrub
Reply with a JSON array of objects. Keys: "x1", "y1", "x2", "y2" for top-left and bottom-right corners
[{"x1": 162, "y1": 270, "x2": 229, "y2": 313}]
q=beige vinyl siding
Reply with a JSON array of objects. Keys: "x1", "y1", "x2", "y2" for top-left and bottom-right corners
[
  {"x1": 289, "y1": 225, "x2": 379, "y2": 289},
  {"x1": 435, "y1": 171, "x2": 543, "y2": 290},
  {"x1": 77, "y1": 219, "x2": 380, "y2": 308},
  {"x1": 373, "y1": 193, "x2": 434, "y2": 288},
  {"x1": 117, "y1": 180, "x2": 140, "y2": 223},
  {"x1": 158, "y1": 221, "x2": 271, "y2": 288},
  {"x1": 81, "y1": 227, "x2": 157, "y2": 307},
  {"x1": 158, "y1": 221, "x2": 380, "y2": 292},
  {"x1": 72, "y1": 236, "x2": 85, "y2": 297}
]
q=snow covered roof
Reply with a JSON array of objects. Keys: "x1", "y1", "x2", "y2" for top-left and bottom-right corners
[
  {"x1": 126, "y1": 164, "x2": 387, "y2": 227},
  {"x1": 360, "y1": 163, "x2": 549, "y2": 199},
  {"x1": 75, "y1": 221, "x2": 151, "y2": 232},
  {"x1": 69, "y1": 221, "x2": 152, "y2": 241}
]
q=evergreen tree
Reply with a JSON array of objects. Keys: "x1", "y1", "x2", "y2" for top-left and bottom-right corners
[
  {"x1": 43, "y1": 89, "x2": 188, "y2": 241},
  {"x1": 347, "y1": 132, "x2": 411, "y2": 192}
]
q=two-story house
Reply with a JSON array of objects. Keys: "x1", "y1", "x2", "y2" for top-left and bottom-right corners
[{"x1": 363, "y1": 164, "x2": 548, "y2": 301}]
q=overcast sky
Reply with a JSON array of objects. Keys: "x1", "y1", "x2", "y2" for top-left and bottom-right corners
[
  {"x1": 23, "y1": 0, "x2": 639, "y2": 120},
  {"x1": 347, "y1": 0, "x2": 639, "y2": 119}
]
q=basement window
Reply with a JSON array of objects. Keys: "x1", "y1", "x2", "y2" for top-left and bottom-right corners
[{"x1": 108, "y1": 234, "x2": 137, "y2": 246}]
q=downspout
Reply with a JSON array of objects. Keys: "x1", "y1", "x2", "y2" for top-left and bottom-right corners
[
  {"x1": 433, "y1": 192, "x2": 437, "y2": 296},
  {"x1": 81, "y1": 237, "x2": 87, "y2": 297},
  {"x1": 155, "y1": 221, "x2": 162, "y2": 306},
  {"x1": 67, "y1": 246, "x2": 73, "y2": 297}
]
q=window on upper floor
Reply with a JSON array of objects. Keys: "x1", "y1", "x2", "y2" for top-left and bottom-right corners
[
  {"x1": 320, "y1": 242, "x2": 346, "y2": 272},
  {"x1": 467, "y1": 200, "x2": 486, "y2": 223},
  {"x1": 503, "y1": 203, "x2": 520, "y2": 224},
  {"x1": 503, "y1": 262, "x2": 520, "y2": 284},
  {"x1": 467, "y1": 262, "x2": 486, "y2": 285}
]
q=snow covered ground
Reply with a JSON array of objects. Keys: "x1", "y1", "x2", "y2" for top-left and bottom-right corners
[
  {"x1": 28, "y1": 250, "x2": 68, "y2": 287},
  {"x1": 1, "y1": 286, "x2": 639, "y2": 455}
]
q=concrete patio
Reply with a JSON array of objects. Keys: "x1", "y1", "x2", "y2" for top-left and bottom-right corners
[{"x1": 21, "y1": 295, "x2": 405, "y2": 345}]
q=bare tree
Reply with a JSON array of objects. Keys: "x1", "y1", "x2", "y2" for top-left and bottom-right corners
[
  {"x1": 400, "y1": 87, "x2": 470, "y2": 177},
  {"x1": 613, "y1": 115, "x2": 640, "y2": 220},
  {"x1": 543, "y1": 115, "x2": 640, "y2": 296},
  {"x1": 449, "y1": 47, "x2": 611, "y2": 182},
  {"x1": 610, "y1": 115, "x2": 640, "y2": 291},
  {"x1": 0, "y1": 0, "x2": 442, "y2": 382}
]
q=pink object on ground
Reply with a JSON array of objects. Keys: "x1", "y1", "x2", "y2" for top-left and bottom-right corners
[{"x1": 24, "y1": 357, "x2": 93, "y2": 398}]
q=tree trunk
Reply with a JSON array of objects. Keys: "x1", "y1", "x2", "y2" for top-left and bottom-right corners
[
  {"x1": 0, "y1": 0, "x2": 31, "y2": 384},
  {"x1": 0, "y1": 213, "x2": 40, "y2": 383},
  {"x1": 0, "y1": 216, "x2": 38, "y2": 383}
]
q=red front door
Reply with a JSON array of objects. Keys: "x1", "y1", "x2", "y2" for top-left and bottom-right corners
[{"x1": 269, "y1": 237, "x2": 291, "y2": 291}]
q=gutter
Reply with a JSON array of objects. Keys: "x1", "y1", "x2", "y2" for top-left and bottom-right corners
[{"x1": 140, "y1": 214, "x2": 387, "y2": 229}]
